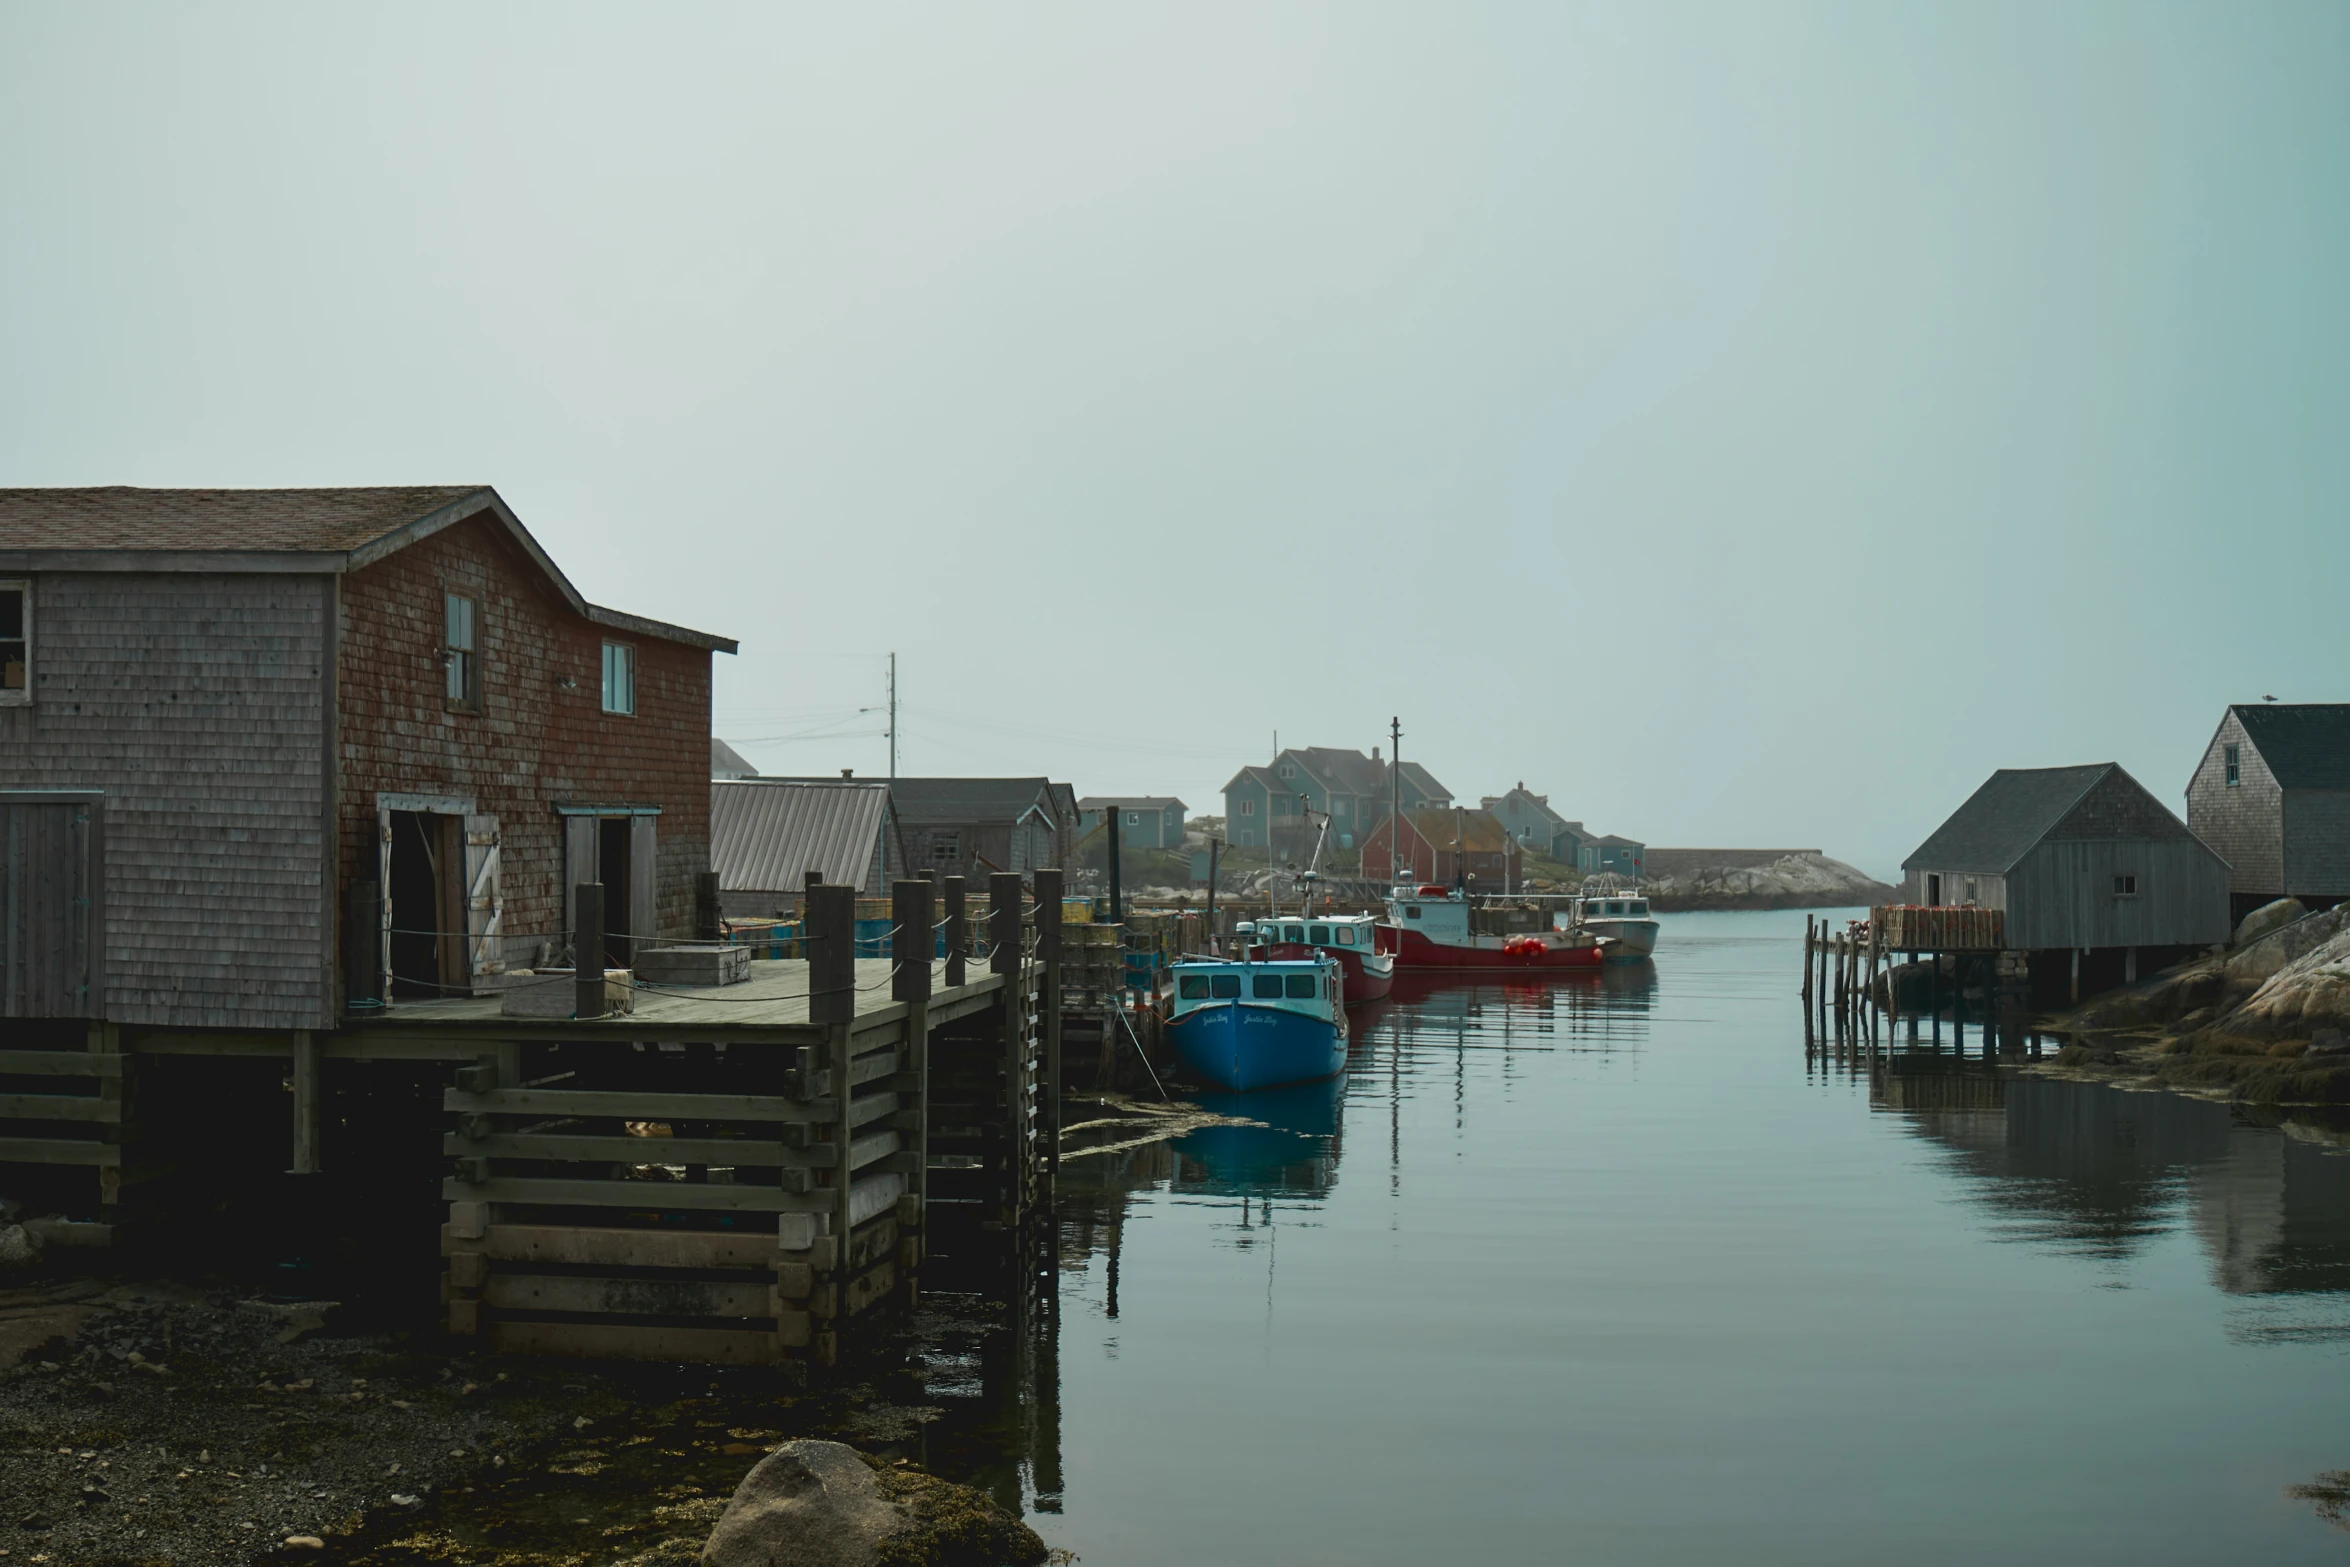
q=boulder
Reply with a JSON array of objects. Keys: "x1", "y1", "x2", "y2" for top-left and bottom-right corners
[
  {"x1": 2225, "y1": 926, "x2": 2350, "y2": 1041},
  {"x1": 2224, "y1": 904, "x2": 2350, "y2": 992},
  {"x1": 702, "y1": 1442, "x2": 1044, "y2": 1567},
  {"x1": 2233, "y1": 898, "x2": 2307, "y2": 949}
]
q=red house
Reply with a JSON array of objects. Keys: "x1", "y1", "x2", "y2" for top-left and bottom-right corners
[{"x1": 1363, "y1": 807, "x2": 1523, "y2": 887}]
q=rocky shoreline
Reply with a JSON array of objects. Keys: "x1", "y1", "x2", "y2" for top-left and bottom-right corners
[
  {"x1": 1643, "y1": 852, "x2": 1897, "y2": 914},
  {"x1": 0, "y1": 1271, "x2": 1052, "y2": 1567},
  {"x1": 2034, "y1": 898, "x2": 2350, "y2": 1104}
]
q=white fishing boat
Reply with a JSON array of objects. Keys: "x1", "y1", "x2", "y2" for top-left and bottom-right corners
[{"x1": 1561, "y1": 883, "x2": 1659, "y2": 961}]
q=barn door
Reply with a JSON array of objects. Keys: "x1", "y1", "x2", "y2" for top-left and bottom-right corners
[
  {"x1": 629, "y1": 814, "x2": 658, "y2": 950},
  {"x1": 463, "y1": 813, "x2": 504, "y2": 977},
  {"x1": 565, "y1": 814, "x2": 599, "y2": 965},
  {"x1": 0, "y1": 793, "x2": 102, "y2": 1018},
  {"x1": 377, "y1": 805, "x2": 395, "y2": 1002}
]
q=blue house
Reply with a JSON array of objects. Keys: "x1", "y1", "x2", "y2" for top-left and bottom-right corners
[
  {"x1": 1078, "y1": 796, "x2": 1187, "y2": 850},
  {"x1": 1482, "y1": 784, "x2": 1569, "y2": 854},
  {"x1": 1593, "y1": 834, "x2": 1646, "y2": 877}
]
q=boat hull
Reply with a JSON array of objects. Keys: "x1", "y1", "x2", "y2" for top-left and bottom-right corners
[
  {"x1": 1392, "y1": 926, "x2": 1605, "y2": 973},
  {"x1": 1580, "y1": 918, "x2": 1659, "y2": 960},
  {"x1": 1259, "y1": 942, "x2": 1395, "y2": 1004},
  {"x1": 1168, "y1": 1001, "x2": 1348, "y2": 1091}
]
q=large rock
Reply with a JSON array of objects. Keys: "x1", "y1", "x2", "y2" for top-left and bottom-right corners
[
  {"x1": 702, "y1": 1441, "x2": 1045, "y2": 1567},
  {"x1": 2224, "y1": 904, "x2": 2350, "y2": 991},
  {"x1": 2224, "y1": 926, "x2": 2350, "y2": 1041},
  {"x1": 2233, "y1": 898, "x2": 2306, "y2": 949}
]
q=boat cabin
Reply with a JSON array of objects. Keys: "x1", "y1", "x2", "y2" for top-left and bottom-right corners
[
  {"x1": 1171, "y1": 957, "x2": 1345, "y2": 1021},
  {"x1": 1236, "y1": 912, "x2": 1393, "y2": 958},
  {"x1": 1573, "y1": 895, "x2": 1651, "y2": 922}
]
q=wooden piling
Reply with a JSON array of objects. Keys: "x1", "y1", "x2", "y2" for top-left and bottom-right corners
[
  {"x1": 290, "y1": 1029, "x2": 320, "y2": 1175},
  {"x1": 893, "y1": 877, "x2": 933, "y2": 1306},
  {"x1": 943, "y1": 875, "x2": 967, "y2": 988},
  {"x1": 574, "y1": 882, "x2": 606, "y2": 1020},
  {"x1": 1034, "y1": 868, "x2": 1064, "y2": 1188}
]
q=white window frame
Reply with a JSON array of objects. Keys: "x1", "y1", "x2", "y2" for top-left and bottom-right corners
[
  {"x1": 444, "y1": 592, "x2": 480, "y2": 711},
  {"x1": 2224, "y1": 743, "x2": 2241, "y2": 787},
  {"x1": 2114, "y1": 874, "x2": 2139, "y2": 898},
  {"x1": 601, "y1": 641, "x2": 635, "y2": 716},
  {"x1": 1238, "y1": 799, "x2": 1256, "y2": 817},
  {"x1": 0, "y1": 579, "x2": 28, "y2": 707}
]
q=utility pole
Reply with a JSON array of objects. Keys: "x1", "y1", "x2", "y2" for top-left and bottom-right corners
[
  {"x1": 1389, "y1": 716, "x2": 1402, "y2": 888},
  {"x1": 887, "y1": 651, "x2": 897, "y2": 781}
]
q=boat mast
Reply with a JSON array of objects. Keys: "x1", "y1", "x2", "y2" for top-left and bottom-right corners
[{"x1": 1388, "y1": 716, "x2": 1402, "y2": 892}]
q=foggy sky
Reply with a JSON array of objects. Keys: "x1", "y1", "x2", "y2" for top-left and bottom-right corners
[{"x1": 3, "y1": 2, "x2": 2344, "y2": 877}]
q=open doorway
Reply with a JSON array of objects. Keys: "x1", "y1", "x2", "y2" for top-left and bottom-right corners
[
  {"x1": 598, "y1": 816, "x2": 633, "y2": 968},
  {"x1": 387, "y1": 810, "x2": 463, "y2": 998}
]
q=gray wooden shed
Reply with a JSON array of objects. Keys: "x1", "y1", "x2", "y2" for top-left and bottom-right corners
[
  {"x1": 2185, "y1": 704, "x2": 2350, "y2": 920},
  {"x1": 1902, "y1": 763, "x2": 2229, "y2": 953}
]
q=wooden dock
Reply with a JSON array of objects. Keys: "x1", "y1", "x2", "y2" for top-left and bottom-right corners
[
  {"x1": 0, "y1": 870, "x2": 1066, "y2": 1373},
  {"x1": 1801, "y1": 907, "x2": 2040, "y2": 1068}
]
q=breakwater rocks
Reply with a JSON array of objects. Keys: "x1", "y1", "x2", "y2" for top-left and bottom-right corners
[
  {"x1": 2050, "y1": 899, "x2": 2350, "y2": 1103},
  {"x1": 1644, "y1": 852, "x2": 1897, "y2": 913}
]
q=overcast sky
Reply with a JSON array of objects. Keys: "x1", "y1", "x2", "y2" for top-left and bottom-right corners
[{"x1": 4, "y1": 3, "x2": 2344, "y2": 877}]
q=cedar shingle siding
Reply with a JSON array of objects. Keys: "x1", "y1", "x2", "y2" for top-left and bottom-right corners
[
  {"x1": 2186, "y1": 705, "x2": 2350, "y2": 906},
  {"x1": 336, "y1": 511, "x2": 715, "y2": 966},
  {"x1": 0, "y1": 573, "x2": 332, "y2": 1029},
  {"x1": 0, "y1": 486, "x2": 731, "y2": 1032}
]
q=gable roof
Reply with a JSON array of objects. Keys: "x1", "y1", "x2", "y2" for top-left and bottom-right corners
[
  {"x1": 2231, "y1": 704, "x2": 2350, "y2": 790},
  {"x1": 711, "y1": 780, "x2": 887, "y2": 893},
  {"x1": 1223, "y1": 764, "x2": 1283, "y2": 795},
  {"x1": 1483, "y1": 786, "x2": 1568, "y2": 828},
  {"x1": 1398, "y1": 761, "x2": 1451, "y2": 802},
  {"x1": 1390, "y1": 807, "x2": 1518, "y2": 853},
  {"x1": 711, "y1": 739, "x2": 760, "y2": 778},
  {"x1": 1282, "y1": 746, "x2": 1385, "y2": 798},
  {"x1": 1078, "y1": 796, "x2": 1185, "y2": 811},
  {"x1": 1904, "y1": 763, "x2": 2180, "y2": 873},
  {"x1": 0, "y1": 485, "x2": 736, "y2": 651},
  {"x1": 881, "y1": 777, "x2": 1060, "y2": 827}
]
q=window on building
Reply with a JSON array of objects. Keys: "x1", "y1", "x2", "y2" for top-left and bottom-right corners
[
  {"x1": 931, "y1": 832, "x2": 961, "y2": 864},
  {"x1": 2224, "y1": 743, "x2": 2241, "y2": 787},
  {"x1": 1278, "y1": 763, "x2": 1293, "y2": 778},
  {"x1": 1963, "y1": 877, "x2": 1978, "y2": 903},
  {"x1": 1334, "y1": 798, "x2": 1348, "y2": 815},
  {"x1": 1238, "y1": 799, "x2": 1256, "y2": 816},
  {"x1": 601, "y1": 641, "x2": 635, "y2": 715},
  {"x1": 1127, "y1": 812, "x2": 1141, "y2": 825},
  {"x1": 444, "y1": 593, "x2": 479, "y2": 710},
  {"x1": 2114, "y1": 874, "x2": 2139, "y2": 897},
  {"x1": 0, "y1": 581, "x2": 28, "y2": 703}
]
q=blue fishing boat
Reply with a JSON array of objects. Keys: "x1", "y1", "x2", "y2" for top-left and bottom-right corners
[{"x1": 1166, "y1": 954, "x2": 1348, "y2": 1091}]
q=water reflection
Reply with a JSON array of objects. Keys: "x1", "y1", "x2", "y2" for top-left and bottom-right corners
[
  {"x1": 910, "y1": 922, "x2": 2350, "y2": 1564},
  {"x1": 1856, "y1": 1047, "x2": 2350, "y2": 1335}
]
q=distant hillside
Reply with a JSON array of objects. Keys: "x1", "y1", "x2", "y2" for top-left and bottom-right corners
[{"x1": 1645, "y1": 850, "x2": 1897, "y2": 912}]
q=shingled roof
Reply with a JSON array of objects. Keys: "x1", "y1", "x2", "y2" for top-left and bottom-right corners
[
  {"x1": 0, "y1": 485, "x2": 736, "y2": 651},
  {"x1": 1902, "y1": 764, "x2": 2129, "y2": 872},
  {"x1": 2231, "y1": 704, "x2": 2350, "y2": 789}
]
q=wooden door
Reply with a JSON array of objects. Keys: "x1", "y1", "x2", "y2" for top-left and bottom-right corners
[{"x1": 0, "y1": 792, "x2": 102, "y2": 1018}]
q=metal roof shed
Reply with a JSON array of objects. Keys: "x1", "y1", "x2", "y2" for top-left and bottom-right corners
[{"x1": 710, "y1": 780, "x2": 890, "y2": 912}]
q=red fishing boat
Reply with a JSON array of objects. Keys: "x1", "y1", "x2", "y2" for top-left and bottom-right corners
[
  {"x1": 1384, "y1": 885, "x2": 1608, "y2": 972},
  {"x1": 1238, "y1": 912, "x2": 1396, "y2": 1004}
]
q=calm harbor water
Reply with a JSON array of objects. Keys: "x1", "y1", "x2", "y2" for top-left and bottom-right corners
[{"x1": 934, "y1": 908, "x2": 2350, "y2": 1565}]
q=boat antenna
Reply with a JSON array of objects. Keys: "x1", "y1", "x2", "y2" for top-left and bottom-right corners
[{"x1": 1388, "y1": 716, "x2": 1402, "y2": 892}]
